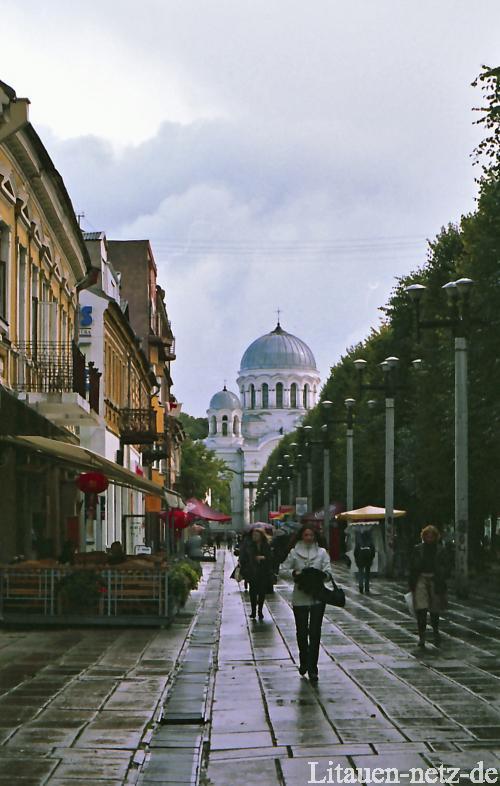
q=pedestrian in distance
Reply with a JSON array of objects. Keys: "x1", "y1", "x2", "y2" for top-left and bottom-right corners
[
  {"x1": 409, "y1": 525, "x2": 450, "y2": 649},
  {"x1": 282, "y1": 525, "x2": 334, "y2": 683},
  {"x1": 239, "y1": 527, "x2": 273, "y2": 620},
  {"x1": 226, "y1": 531, "x2": 234, "y2": 552},
  {"x1": 354, "y1": 530, "x2": 375, "y2": 594}
]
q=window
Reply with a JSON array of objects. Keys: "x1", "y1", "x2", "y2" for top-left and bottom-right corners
[
  {"x1": 290, "y1": 383, "x2": 298, "y2": 408},
  {"x1": 262, "y1": 383, "x2": 269, "y2": 408},
  {"x1": 222, "y1": 415, "x2": 228, "y2": 436},
  {"x1": 250, "y1": 384, "x2": 256, "y2": 409},
  {"x1": 210, "y1": 415, "x2": 217, "y2": 435},
  {"x1": 31, "y1": 267, "x2": 39, "y2": 347},
  {"x1": 233, "y1": 415, "x2": 239, "y2": 435},
  {"x1": 0, "y1": 259, "x2": 6, "y2": 322},
  {"x1": 276, "y1": 382, "x2": 283, "y2": 409},
  {"x1": 0, "y1": 224, "x2": 8, "y2": 322},
  {"x1": 17, "y1": 246, "x2": 27, "y2": 341},
  {"x1": 303, "y1": 383, "x2": 310, "y2": 409}
]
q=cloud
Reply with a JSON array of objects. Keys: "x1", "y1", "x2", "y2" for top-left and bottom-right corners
[{"x1": 7, "y1": 0, "x2": 500, "y2": 413}]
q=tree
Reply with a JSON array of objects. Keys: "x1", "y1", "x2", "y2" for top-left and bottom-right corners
[
  {"x1": 177, "y1": 438, "x2": 231, "y2": 513},
  {"x1": 178, "y1": 412, "x2": 209, "y2": 440}
]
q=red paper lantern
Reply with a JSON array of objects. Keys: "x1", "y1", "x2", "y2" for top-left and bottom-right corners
[{"x1": 76, "y1": 471, "x2": 109, "y2": 495}]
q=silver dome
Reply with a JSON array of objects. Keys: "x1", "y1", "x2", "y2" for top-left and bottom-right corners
[
  {"x1": 209, "y1": 387, "x2": 241, "y2": 410},
  {"x1": 240, "y1": 324, "x2": 317, "y2": 371}
]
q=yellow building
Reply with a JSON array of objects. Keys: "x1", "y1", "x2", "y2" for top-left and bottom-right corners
[{"x1": 0, "y1": 80, "x2": 162, "y2": 561}]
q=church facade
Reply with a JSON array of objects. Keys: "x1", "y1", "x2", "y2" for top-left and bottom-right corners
[{"x1": 205, "y1": 322, "x2": 320, "y2": 529}]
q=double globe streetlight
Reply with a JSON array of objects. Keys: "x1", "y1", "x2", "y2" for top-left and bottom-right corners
[{"x1": 406, "y1": 277, "x2": 474, "y2": 597}]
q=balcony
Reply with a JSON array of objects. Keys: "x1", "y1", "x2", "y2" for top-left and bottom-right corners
[
  {"x1": 14, "y1": 341, "x2": 100, "y2": 426},
  {"x1": 149, "y1": 333, "x2": 176, "y2": 361},
  {"x1": 119, "y1": 407, "x2": 158, "y2": 445}
]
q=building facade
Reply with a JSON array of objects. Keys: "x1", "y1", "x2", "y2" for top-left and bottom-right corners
[
  {"x1": 0, "y1": 79, "x2": 101, "y2": 560},
  {"x1": 205, "y1": 322, "x2": 320, "y2": 529}
]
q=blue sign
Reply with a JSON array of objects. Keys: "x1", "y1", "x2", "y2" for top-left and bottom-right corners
[{"x1": 80, "y1": 306, "x2": 93, "y2": 327}]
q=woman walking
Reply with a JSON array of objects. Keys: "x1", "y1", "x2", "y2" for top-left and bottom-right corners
[
  {"x1": 282, "y1": 525, "x2": 334, "y2": 683},
  {"x1": 409, "y1": 525, "x2": 449, "y2": 649},
  {"x1": 240, "y1": 528, "x2": 273, "y2": 620}
]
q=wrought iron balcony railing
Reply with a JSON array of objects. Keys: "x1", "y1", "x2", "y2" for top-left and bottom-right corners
[
  {"x1": 119, "y1": 407, "x2": 158, "y2": 445},
  {"x1": 15, "y1": 341, "x2": 99, "y2": 414}
]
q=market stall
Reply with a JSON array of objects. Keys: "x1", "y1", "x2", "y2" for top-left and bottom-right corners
[{"x1": 336, "y1": 505, "x2": 407, "y2": 575}]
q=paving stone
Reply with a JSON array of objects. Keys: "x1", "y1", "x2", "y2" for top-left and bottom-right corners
[{"x1": 206, "y1": 758, "x2": 279, "y2": 786}]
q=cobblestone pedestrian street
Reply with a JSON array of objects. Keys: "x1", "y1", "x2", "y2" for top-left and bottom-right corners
[
  {"x1": 200, "y1": 554, "x2": 500, "y2": 786},
  {"x1": 4, "y1": 553, "x2": 500, "y2": 785}
]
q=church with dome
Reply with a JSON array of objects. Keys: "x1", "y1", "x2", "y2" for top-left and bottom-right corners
[{"x1": 205, "y1": 322, "x2": 320, "y2": 529}]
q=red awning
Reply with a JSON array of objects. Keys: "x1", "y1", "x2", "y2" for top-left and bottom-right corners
[{"x1": 185, "y1": 498, "x2": 232, "y2": 522}]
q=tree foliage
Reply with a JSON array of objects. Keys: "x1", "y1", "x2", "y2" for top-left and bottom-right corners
[
  {"x1": 178, "y1": 412, "x2": 209, "y2": 440},
  {"x1": 258, "y1": 66, "x2": 500, "y2": 559},
  {"x1": 177, "y1": 438, "x2": 231, "y2": 513}
]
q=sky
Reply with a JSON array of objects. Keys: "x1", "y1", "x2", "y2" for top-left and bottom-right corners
[{"x1": 2, "y1": 0, "x2": 499, "y2": 415}]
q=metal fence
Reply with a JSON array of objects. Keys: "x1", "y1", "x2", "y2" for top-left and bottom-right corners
[{"x1": 0, "y1": 567, "x2": 170, "y2": 624}]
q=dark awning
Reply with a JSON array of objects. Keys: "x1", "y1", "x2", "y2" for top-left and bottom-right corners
[{"x1": 1, "y1": 435, "x2": 163, "y2": 497}]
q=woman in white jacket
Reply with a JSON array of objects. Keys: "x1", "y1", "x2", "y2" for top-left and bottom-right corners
[{"x1": 282, "y1": 525, "x2": 334, "y2": 682}]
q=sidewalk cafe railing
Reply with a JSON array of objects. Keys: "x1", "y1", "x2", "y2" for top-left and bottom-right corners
[{"x1": 0, "y1": 566, "x2": 172, "y2": 626}]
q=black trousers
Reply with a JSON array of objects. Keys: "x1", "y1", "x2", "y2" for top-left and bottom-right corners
[
  {"x1": 293, "y1": 603, "x2": 325, "y2": 676},
  {"x1": 417, "y1": 609, "x2": 439, "y2": 639},
  {"x1": 358, "y1": 565, "x2": 371, "y2": 591},
  {"x1": 249, "y1": 582, "x2": 265, "y2": 615}
]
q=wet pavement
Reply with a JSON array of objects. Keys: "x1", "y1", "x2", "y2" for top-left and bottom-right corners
[
  {"x1": 4, "y1": 553, "x2": 500, "y2": 784},
  {"x1": 200, "y1": 555, "x2": 500, "y2": 786},
  {"x1": 0, "y1": 570, "x2": 212, "y2": 785}
]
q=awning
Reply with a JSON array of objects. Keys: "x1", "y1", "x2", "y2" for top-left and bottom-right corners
[
  {"x1": 165, "y1": 490, "x2": 186, "y2": 509},
  {"x1": 185, "y1": 498, "x2": 232, "y2": 522},
  {"x1": 1, "y1": 435, "x2": 163, "y2": 497},
  {"x1": 336, "y1": 505, "x2": 407, "y2": 522}
]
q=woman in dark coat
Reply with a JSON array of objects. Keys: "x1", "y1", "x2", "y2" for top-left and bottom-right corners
[
  {"x1": 409, "y1": 525, "x2": 449, "y2": 649},
  {"x1": 239, "y1": 528, "x2": 273, "y2": 620}
]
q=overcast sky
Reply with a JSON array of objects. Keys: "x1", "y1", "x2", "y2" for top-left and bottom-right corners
[{"x1": 2, "y1": 1, "x2": 499, "y2": 415}]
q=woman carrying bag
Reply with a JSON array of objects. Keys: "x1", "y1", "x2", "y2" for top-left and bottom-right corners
[
  {"x1": 409, "y1": 525, "x2": 449, "y2": 649},
  {"x1": 282, "y1": 525, "x2": 336, "y2": 683},
  {"x1": 239, "y1": 528, "x2": 273, "y2": 620}
]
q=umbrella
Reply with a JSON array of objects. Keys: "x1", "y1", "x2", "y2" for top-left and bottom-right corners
[{"x1": 336, "y1": 505, "x2": 407, "y2": 522}]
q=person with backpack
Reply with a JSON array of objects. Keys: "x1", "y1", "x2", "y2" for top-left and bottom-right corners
[{"x1": 354, "y1": 530, "x2": 375, "y2": 594}]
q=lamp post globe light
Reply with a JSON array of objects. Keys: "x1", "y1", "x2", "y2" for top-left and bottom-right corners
[{"x1": 405, "y1": 277, "x2": 474, "y2": 597}]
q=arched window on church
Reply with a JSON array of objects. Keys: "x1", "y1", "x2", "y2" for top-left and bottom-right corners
[
  {"x1": 233, "y1": 415, "x2": 240, "y2": 436},
  {"x1": 210, "y1": 415, "x2": 217, "y2": 435},
  {"x1": 249, "y1": 384, "x2": 256, "y2": 409},
  {"x1": 290, "y1": 383, "x2": 298, "y2": 408},
  {"x1": 276, "y1": 382, "x2": 284, "y2": 409},
  {"x1": 262, "y1": 383, "x2": 269, "y2": 409},
  {"x1": 303, "y1": 383, "x2": 310, "y2": 410},
  {"x1": 222, "y1": 415, "x2": 228, "y2": 436}
]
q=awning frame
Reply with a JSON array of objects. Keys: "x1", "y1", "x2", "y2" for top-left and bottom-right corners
[{"x1": 1, "y1": 435, "x2": 164, "y2": 497}]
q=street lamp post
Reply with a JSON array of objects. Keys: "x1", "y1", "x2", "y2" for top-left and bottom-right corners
[
  {"x1": 303, "y1": 425, "x2": 313, "y2": 513},
  {"x1": 354, "y1": 356, "x2": 400, "y2": 576},
  {"x1": 406, "y1": 278, "x2": 474, "y2": 597},
  {"x1": 321, "y1": 400, "x2": 334, "y2": 551},
  {"x1": 345, "y1": 398, "x2": 355, "y2": 511}
]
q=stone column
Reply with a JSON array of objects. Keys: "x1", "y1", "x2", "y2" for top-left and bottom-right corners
[{"x1": 283, "y1": 385, "x2": 290, "y2": 408}]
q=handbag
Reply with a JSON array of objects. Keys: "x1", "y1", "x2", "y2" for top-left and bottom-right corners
[
  {"x1": 404, "y1": 591, "x2": 416, "y2": 618},
  {"x1": 230, "y1": 565, "x2": 242, "y2": 582},
  {"x1": 330, "y1": 578, "x2": 346, "y2": 608}
]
